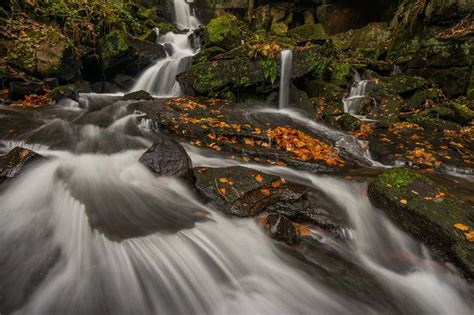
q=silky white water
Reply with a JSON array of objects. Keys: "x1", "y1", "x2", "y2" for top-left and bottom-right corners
[
  {"x1": 129, "y1": 0, "x2": 200, "y2": 96},
  {"x1": 343, "y1": 71, "x2": 370, "y2": 115},
  {"x1": 278, "y1": 50, "x2": 293, "y2": 110}
]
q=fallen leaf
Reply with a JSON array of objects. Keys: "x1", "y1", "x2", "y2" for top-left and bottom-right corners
[
  {"x1": 465, "y1": 231, "x2": 474, "y2": 242},
  {"x1": 255, "y1": 175, "x2": 264, "y2": 183},
  {"x1": 219, "y1": 188, "x2": 226, "y2": 195},
  {"x1": 260, "y1": 188, "x2": 270, "y2": 197},
  {"x1": 400, "y1": 199, "x2": 408, "y2": 205},
  {"x1": 453, "y1": 223, "x2": 469, "y2": 232},
  {"x1": 219, "y1": 178, "x2": 229, "y2": 183}
]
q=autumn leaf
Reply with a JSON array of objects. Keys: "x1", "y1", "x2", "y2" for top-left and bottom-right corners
[
  {"x1": 255, "y1": 175, "x2": 264, "y2": 183},
  {"x1": 400, "y1": 199, "x2": 408, "y2": 205},
  {"x1": 465, "y1": 231, "x2": 474, "y2": 242},
  {"x1": 453, "y1": 223, "x2": 469, "y2": 232},
  {"x1": 260, "y1": 188, "x2": 270, "y2": 197},
  {"x1": 219, "y1": 188, "x2": 226, "y2": 195},
  {"x1": 219, "y1": 178, "x2": 229, "y2": 183}
]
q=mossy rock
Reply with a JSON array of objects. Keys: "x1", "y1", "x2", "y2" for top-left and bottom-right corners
[
  {"x1": 337, "y1": 113, "x2": 361, "y2": 131},
  {"x1": 205, "y1": 14, "x2": 242, "y2": 50},
  {"x1": 376, "y1": 74, "x2": 431, "y2": 97},
  {"x1": 288, "y1": 24, "x2": 327, "y2": 41},
  {"x1": 99, "y1": 31, "x2": 130, "y2": 63},
  {"x1": 468, "y1": 70, "x2": 474, "y2": 100},
  {"x1": 155, "y1": 22, "x2": 177, "y2": 34},
  {"x1": 304, "y1": 80, "x2": 343, "y2": 102},
  {"x1": 270, "y1": 22, "x2": 288, "y2": 37},
  {"x1": 139, "y1": 29, "x2": 158, "y2": 43},
  {"x1": 368, "y1": 167, "x2": 474, "y2": 277},
  {"x1": 447, "y1": 102, "x2": 474, "y2": 125},
  {"x1": 406, "y1": 67, "x2": 470, "y2": 98},
  {"x1": 192, "y1": 46, "x2": 226, "y2": 64},
  {"x1": 404, "y1": 88, "x2": 443, "y2": 111},
  {"x1": 329, "y1": 61, "x2": 352, "y2": 87}
]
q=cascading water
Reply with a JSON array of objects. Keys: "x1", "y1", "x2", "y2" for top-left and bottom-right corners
[
  {"x1": 278, "y1": 49, "x2": 293, "y2": 109},
  {"x1": 129, "y1": 0, "x2": 200, "y2": 96},
  {"x1": 0, "y1": 86, "x2": 472, "y2": 314},
  {"x1": 343, "y1": 71, "x2": 370, "y2": 115}
]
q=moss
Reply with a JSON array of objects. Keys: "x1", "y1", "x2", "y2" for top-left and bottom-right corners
[
  {"x1": 330, "y1": 62, "x2": 352, "y2": 86},
  {"x1": 205, "y1": 14, "x2": 242, "y2": 50},
  {"x1": 288, "y1": 24, "x2": 327, "y2": 41},
  {"x1": 100, "y1": 30, "x2": 129, "y2": 60},
  {"x1": 369, "y1": 167, "x2": 474, "y2": 277},
  {"x1": 378, "y1": 167, "x2": 424, "y2": 188},
  {"x1": 447, "y1": 102, "x2": 474, "y2": 124},
  {"x1": 155, "y1": 22, "x2": 177, "y2": 34},
  {"x1": 270, "y1": 22, "x2": 288, "y2": 37}
]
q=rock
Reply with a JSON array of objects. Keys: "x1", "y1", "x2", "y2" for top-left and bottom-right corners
[
  {"x1": 99, "y1": 31, "x2": 166, "y2": 79},
  {"x1": 193, "y1": 46, "x2": 226, "y2": 64},
  {"x1": 406, "y1": 67, "x2": 470, "y2": 98},
  {"x1": 139, "y1": 28, "x2": 158, "y2": 43},
  {"x1": 0, "y1": 147, "x2": 44, "y2": 183},
  {"x1": 48, "y1": 81, "x2": 92, "y2": 102},
  {"x1": 139, "y1": 137, "x2": 195, "y2": 184},
  {"x1": 447, "y1": 102, "x2": 474, "y2": 125},
  {"x1": 338, "y1": 113, "x2": 362, "y2": 131},
  {"x1": 253, "y1": 5, "x2": 272, "y2": 31},
  {"x1": 304, "y1": 10, "x2": 315, "y2": 24},
  {"x1": 404, "y1": 88, "x2": 443, "y2": 112},
  {"x1": 194, "y1": 166, "x2": 308, "y2": 217},
  {"x1": 265, "y1": 214, "x2": 297, "y2": 245},
  {"x1": 8, "y1": 81, "x2": 44, "y2": 101},
  {"x1": 288, "y1": 24, "x2": 327, "y2": 41},
  {"x1": 123, "y1": 90, "x2": 153, "y2": 101},
  {"x1": 368, "y1": 167, "x2": 474, "y2": 277},
  {"x1": 178, "y1": 45, "x2": 325, "y2": 96},
  {"x1": 349, "y1": 22, "x2": 390, "y2": 59},
  {"x1": 205, "y1": 14, "x2": 242, "y2": 50},
  {"x1": 304, "y1": 80, "x2": 344, "y2": 102},
  {"x1": 43, "y1": 77, "x2": 59, "y2": 90},
  {"x1": 136, "y1": 96, "x2": 347, "y2": 171},
  {"x1": 90, "y1": 81, "x2": 121, "y2": 94},
  {"x1": 113, "y1": 74, "x2": 135, "y2": 90},
  {"x1": 270, "y1": 22, "x2": 288, "y2": 36},
  {"x1": 424, "y1": 0, "x2": 474, "y2": 24}
]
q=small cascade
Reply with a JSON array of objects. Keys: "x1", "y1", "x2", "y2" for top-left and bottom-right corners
[
  {"x1": 278, "y1": 50, "x2": 293, "y2": 110},
  {"x1": 129, "y1": 0, "x2": 200, "y2": 97},
  {"x1": 391, "y1": 64, "x2": 402, "y2": 76},
  {"x1": 343, "y1": 71, "x2": 370, "y2": 115}
]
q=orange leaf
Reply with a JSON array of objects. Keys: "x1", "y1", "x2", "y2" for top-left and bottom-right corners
[
  {"x1": 453, "y1": 223, "x2": 469, "y2": 232},
  {"x1": 260, "y1": 188, "x2": 270, "y2": 197},
  {"x1": 400, "y1": 199, "x2": 408, "y2": 205},
  {"x1": 465, "y1": 231, "x2": 474, "y2": 242},
  {"x1": 255, "y1": 175, "x2": 264, "y2": 183},
  {"x1": 219, "y1": 178, "x2": 229, "y2": 183},
  {"x1": 219, "y1": 188, "x2": 226, "y2": 195}
]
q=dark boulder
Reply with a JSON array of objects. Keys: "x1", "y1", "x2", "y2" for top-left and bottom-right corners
[
  {"x1": 139, "y1": 137, "x2": 195, "y2": 184},
  {"x1": 123, "y1": 90, "x2": 153, "y2": 101},
  {"x1": 9, "y1": 81, "x2": 45, "y2": 101},
  {"x1": 264, "y1": 213, "x2": 297, "y2": 245},
  {"x1": 113, "y1": 74, "x2": 135, "y2": 90},
  {"x1": 0, "y1": 147, "x2": 44, "y2": 183},
  {"x1": 368, "y1": 167, "x2": 474, "y2": 277}
]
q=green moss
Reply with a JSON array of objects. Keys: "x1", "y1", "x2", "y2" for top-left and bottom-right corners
[
  {"x1": 270, "y1": 22, "x2": 288, "y2": 37},
  {"x1": 261, "y1": 59, "x2": 277, "y2": 85},
  {"x1": 448, "y1": 102, "x2": 474, "y2": 124},
  {"x1": 288, "y1": 24, "x2": 327, "y2": 41},
  {"x1": 330, "y1": 62, "x2": 352, "y2": 86},
  {"x1": 205, "y1": 14, "x2": 241, "y2": 50},
  {"x1": 100, "y1": 30, "x2": 129, "y2": 60},
  {"x1": 156, "y1": 22, "x2": 177, "y2": 34},
  {"x1": 378, "y1": 167, "x2": 424, "y2": 188}
]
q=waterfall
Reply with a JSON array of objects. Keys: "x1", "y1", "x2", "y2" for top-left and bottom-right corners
[
  {"x1": 278, "y1": 50, "x2": 293, "y2": 110},
  {"x1": 342, "y1": 71, "x2": 369, "y2": 115},
  {"x1": 129, "y1": 0, "x2": 200, "y2": 97}
]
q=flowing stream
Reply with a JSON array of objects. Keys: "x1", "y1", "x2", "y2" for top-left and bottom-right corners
[{"x1": 0, "y1": 1, "x2": 473, "y2": 314}]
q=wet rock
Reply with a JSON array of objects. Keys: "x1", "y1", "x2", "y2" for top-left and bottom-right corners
[
  {"x1": 406, "y1": 67, "x2": 471, "y2": 98},
  {"x1": 264, "y1": 214, "x2": 297, "y2": 245},
  {"x1": 113, "y1": 74, "x2": 135, "y2": 90},
  {"x1": 123, "y1": 90, "x2": 153, "y2": 101},
  {"x1": 368, "y1": 167, "x2": 474, "y2": 277},
  {"x1": 266, "y1": 190, "x2": 348, "y2": 233},
  {"x1": 8, "y1": 81, "x2": 45, "y2": 101},
  {"x1": 194, "y1": 166, "x2": 308, "y2": 217},
  {"x1": 91, "y1": 81, "x2": 121, "y2": 94},
  {"x1": 0, "y1": 147, "x2": 44, "y2": 183},
  {"x1": 48, "y1": 81, "x2": 92, "y2": 102},
  {"x1": 179, "y1": 45, "x2": 324, "y2": 96},
  {"x1": 99, "y1": 31, "x2": 166, "y2": 79},
  {"x1": 139, "y1": 137, "x2": 195, "y2": 184}
]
